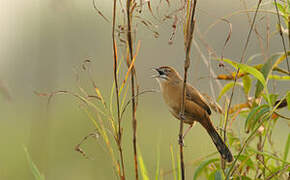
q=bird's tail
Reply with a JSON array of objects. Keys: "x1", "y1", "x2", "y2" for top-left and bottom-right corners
[{"x1": 201, "y1": 118, "x2": 233, "y2": 162}]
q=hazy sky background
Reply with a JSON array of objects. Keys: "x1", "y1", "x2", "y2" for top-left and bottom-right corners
[{"x1": 0, "y1": 0, "x2": 289, "y2": 179}]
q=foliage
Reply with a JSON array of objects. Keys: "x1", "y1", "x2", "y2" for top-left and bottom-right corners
[{"x1": 28, "y1": 0, "x2": 290, "y2": 180}]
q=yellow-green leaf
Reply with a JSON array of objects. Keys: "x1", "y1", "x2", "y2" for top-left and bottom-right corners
[
  {"x1": 269, "y1": 75, "x2": 290, "y2": 80},
  {"x1": 242, "y1": 75, "x2": 252, "y2": 96},
  {"x1": 236, "y1": 63, "x2": 266, "y2": 88},
  {"x1": 138, "y1": 149, "x2": 150, "y2": 180},
  {"x1": 287, "y1": 91, "x2": 290, "y2": 110},
  {"x1": 218, "y1": 82, "x2": 242, "y2": 101},
  {"x1": 193, "y1": 158, "x2": 219, "y2": 180}
]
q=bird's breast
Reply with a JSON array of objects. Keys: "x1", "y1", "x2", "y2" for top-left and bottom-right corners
[{"x1": 161, "y1": 82, "x2": 182, "y2": 113}]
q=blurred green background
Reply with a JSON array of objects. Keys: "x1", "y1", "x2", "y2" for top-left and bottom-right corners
[{"x1": 0, "y1": 0, "x2": 289, "y2": 179}]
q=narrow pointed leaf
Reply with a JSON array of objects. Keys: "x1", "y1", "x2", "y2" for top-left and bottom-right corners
[
  {"x1": 255, "y1": 54, "x2": 280, "y2": 98},
  {"x1": 287, "y1": 91, "x2": 290, "y2": 110},
  {"x1": 244, "y1": 104, "x2": 269, "y2": 132},
  {"x1": 193, "y1": 158, "x2": 219, "y2": 180},
  {"x1": 218, "y1": 82, "x2": 242, "y2": 101}
]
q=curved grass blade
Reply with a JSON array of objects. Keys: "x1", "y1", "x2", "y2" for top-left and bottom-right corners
[
  {"x1": 193, "y1": 158, "x2": 219, "y2": 180},
  {"x1": 138, "y1": 148, "x2": 150, "y2": 180},
  {"x1": 244, "y1": 104, "x2": 269, "y2": 133},
  {"x1": 170, "y1": 145, "x2": 177, "y2": 180},
  {"x1": 24, "y1": 147, "x2": 45, "y2": 180}
]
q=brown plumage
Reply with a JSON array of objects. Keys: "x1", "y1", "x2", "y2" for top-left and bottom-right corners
[{"x1": 154, "y1": 66, "x2": 233, "y2": 162}]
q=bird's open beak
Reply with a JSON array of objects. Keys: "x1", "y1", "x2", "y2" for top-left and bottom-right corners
[{"x1": 151, "y1": 68, "x2": 161, "y2": 78}]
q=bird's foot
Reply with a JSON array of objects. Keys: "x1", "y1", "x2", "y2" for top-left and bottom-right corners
[
  {"x1": 216, "y1": 126, "x2": 226, "y2": 133},
  {"x1": 179, "y1": 112, "x2": 185, "y2": 120},
  {"x1": 178, "y1": 137, "x2": 184, "y2": 146}
]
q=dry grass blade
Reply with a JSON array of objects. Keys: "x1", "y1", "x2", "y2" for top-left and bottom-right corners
[
  {"x1": 74, "y1": 131, "x2": 100, "y2": 159},
  {"x1": 120, "y1": 41, "x2": 141, "y2": 93},
  {"x1": 220, "y1": 18, "x2": 232, "y2": 61},
  {"x1": 112, "y1": 0, "x2": 126, "y2": 178},
  {"x1": 92, "y1": 0, "x2": 110, "y2": 23},
  {"x1": 121, "y1": 89, "x2": 158, "y2": 118},
  {"x1": 168, "y1": 15, "x2": 178, "y2": 45}
]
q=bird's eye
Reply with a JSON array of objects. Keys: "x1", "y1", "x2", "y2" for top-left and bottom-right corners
[{"x1": 164, "y1": 69, "x2": 171, "y2": 73}]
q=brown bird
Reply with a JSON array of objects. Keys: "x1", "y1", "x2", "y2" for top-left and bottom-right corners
[{"x1": 154, "y1": 66, "x2": 233, "y2": 162}]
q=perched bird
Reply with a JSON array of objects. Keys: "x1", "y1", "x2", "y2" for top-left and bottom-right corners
[{"x1": 153, "y1": 66, "x2": 233, "y2": 162}]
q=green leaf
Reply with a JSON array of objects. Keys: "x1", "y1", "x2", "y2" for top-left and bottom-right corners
[
  {"x1": 269, "y1": 75, "x2": 290, "y2": 80},
  {"x1": 214, "y1": 170, "x2": 222, "y2": 180},
  {"x1": 24, "y1": 147, "x2": 45, "y2": 180},
  {"x1": 170, "y1": 145, "x2": 177, "y2": 180},
  {"x1": 288, "y1": 0, "x2": 290, "y2": 15},
  {"x1": 242, "y1": 75, "x2": 252, "y2": 96},
  {"x1": 254, "y1": 54, "x2": 280, "y2": 98},
  {"x1": 138, "y1": 149, "x2": 150, "y2": 180},
  {"x1": 193, "y1": 158, "x2": 219, "y2": 180},
  {"x1": 236, "y1": 63, "x2": 266, "y2": 89},
  {"x1": 275, "y1": 2, "x2": 286, "y2": 14},
  {"x1": 248, "y1": 147, "x2": 289, "y2": 164},
  {"x1": 236, "y1": 154, "x2": 255, "y2": 169},
  {"x1": 208, "y1": 169, "x2": 223, "y2": 180},
  {"x1": 218, "y1": 82, "x2": 242, "y2": 101},
  {"x1": 237, "y1": 176, "x2": 252, "y2": 180},
  {"x1": 283, "y1": 133, "x2": 290, "y2": 165},
  {"x1": 287, "y1": 91, "x2": 290, "y2": 110},
  {"x1": 244, "y1": 104, "x2": 269, "y2": 132},
  {"x1": 155, "y1": 146, "x2": 160, "y2": 180}
]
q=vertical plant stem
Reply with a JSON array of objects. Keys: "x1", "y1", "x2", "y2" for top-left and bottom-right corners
[
  {"x1": 126, "y1": 0, "x2": 139, "y2": 179},
  {"x1": 273, "y1": 0, "x2": 290, "y2": 73},
  {"x1": 179, "y1": 1, "x2": 197, "y2": 180},
  {"x1": 224, "y1": 0, "x2": 262, "y2": 142},
  {"x1": 112, "y1": 0, "x2": 126, "y2": 179},
  {"x1": 223, "y1": 0, "x2": 262, "y2": 177}
]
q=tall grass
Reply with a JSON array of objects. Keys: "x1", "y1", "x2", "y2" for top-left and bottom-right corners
[{"x1": 30, "y1": 0, "x2": 290, "y2": 179}]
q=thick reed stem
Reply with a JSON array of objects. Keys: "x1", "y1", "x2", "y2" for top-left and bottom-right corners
[
  {"x1": 179, "y1": 1, "x2": 197, "y2": 180},
  {"x1": 126, "y1": 0, "x2": 139, "y2": 179}
]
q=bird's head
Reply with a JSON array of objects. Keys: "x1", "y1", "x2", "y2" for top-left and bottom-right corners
[{"x1": 153, "y1": 66, "x2": 182, "y2": 83}]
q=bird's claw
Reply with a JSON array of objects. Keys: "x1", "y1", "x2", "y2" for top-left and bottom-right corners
[
  {"x1": 179, "y1": 112, "x2": 185, "y2": 120},
  {"x1": 178, "y1": 138, "x2": 184, "y2": 146}
]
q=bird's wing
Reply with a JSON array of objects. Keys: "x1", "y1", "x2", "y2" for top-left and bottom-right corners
[
  {"x1": 201, "y1": 93, "x2": 223, "y2": 114},
  {"x1": 186, "y1": 84, "x2": 212, "y2": 115}
]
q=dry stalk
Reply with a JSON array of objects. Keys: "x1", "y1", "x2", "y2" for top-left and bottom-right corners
[
  {"x1": 112, "y1": 0, "x2": 126, "y2": 179},
  {"x1": 126, "y1": 0, "x2": 139, "y2": 179},
  {"x1": 179, "y1": 1, "x2": 197, "y2": 180}
]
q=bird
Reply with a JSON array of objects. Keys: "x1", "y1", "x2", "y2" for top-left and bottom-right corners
[{"x1": 153, "y1": 66, "x2": 233, "y2": 163}]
